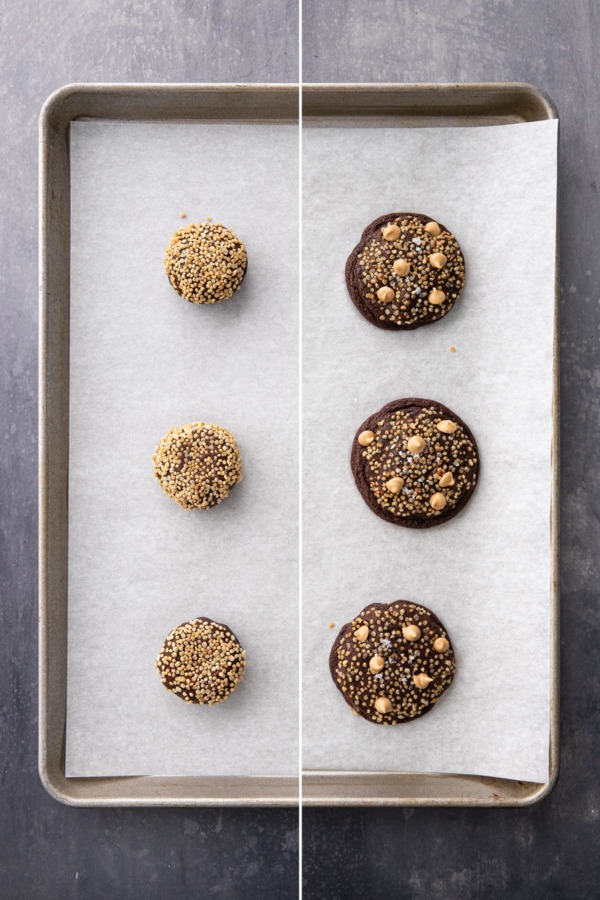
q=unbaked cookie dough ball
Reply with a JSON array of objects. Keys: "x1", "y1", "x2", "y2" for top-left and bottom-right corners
[
  {"x1": 156, "y1": 617, "x2": 246, "y2": 705},
  {"x1": 164, "y1": 221, "x2": 248, "y2": 304},
  {"x1": 352, "y1": 398, "x2": 479, "y2": 528},
  {"x1": 330, "y1": 599, "x2": 455, "y2": 724},
  {"x1": 345, "y1": 212, "x2": 465, "y2": 329},
  {"x1": 153, "y1": 422, "x2": 242, "y2": 510}
]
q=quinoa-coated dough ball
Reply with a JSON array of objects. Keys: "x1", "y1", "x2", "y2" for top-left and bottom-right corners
[
  {"x1": 156, "y1": 617, "x2": 246, "y2": 705},
  {"x1": 153, "y1": 422, "x2": 242, "y2": 510},
  {"x1": 164, "y1": 221, "x2": 247, "y2": 304}
]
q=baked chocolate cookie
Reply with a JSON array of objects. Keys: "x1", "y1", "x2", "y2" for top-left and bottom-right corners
[
  {"x1": 345, "y1": 212, "x2": 465, "y2": 329},
  {"x1": 156, "y1": 617, "x2": 246, "y2": 704},
  {"x1": 153, "y1": 422, "x2": 242, "y2": 510},
  {"x1": 164, "y1": 221, "x2": 248, "y2": 304},
  {"x1": 330, "y1": 599, "x2": 455, "y2": 724},
  {"x1": 352, "y1": 398, "x2": 479, "y2": 528}
]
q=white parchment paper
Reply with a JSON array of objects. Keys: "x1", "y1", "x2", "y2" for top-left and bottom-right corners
[
  {"x1": 302, "y1": 120, "x2": 557, "y2": 784},
  {"x1": 67, "y1": 121, "x2": 298, "y2": 777}
]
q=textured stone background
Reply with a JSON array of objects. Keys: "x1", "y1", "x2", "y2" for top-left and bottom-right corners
[
  {"x1": 302, "y1": 1, "x2": 600, "y2": 898},
  {"x1": 2, "y1": 0, "x2": 599, "y2": 896},
  {"x1": 0, "y1": 2, "x2": 298, "y2": 898}
]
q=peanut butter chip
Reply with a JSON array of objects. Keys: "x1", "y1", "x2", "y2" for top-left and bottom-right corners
[
  {"x1": 424, "y1": 221, "x2": 441, "y2": 237},
  {"x1": 437, "y1": 420, "x2": 458, "y2": 434},
  {"x1": 430, "y1": 492, "x2": 447, "y2": 510},
  {"x1": 407, "y1": 435, "x2": 426, "y2": 453},
  {"x1": 434, "y1": 637, "x2": 450, "y2": 653},
  {"x1": 428, "y1": 288, "x2": 446, "y2": 305},
  {"x1": 385, "y1": 477, "x2": 404, "y2": 494},
  {"x1": 393, "y1": 258, "x2": 410, "y2": 276},
  {"x1": 374, "y1": 696, "x2": 392, "y2": 714},
  {"x1": 382, "y1": 223, "x2": 401, "y2": 241},
  {"x1": 376, "y1": 286, "x2": 395, "y2": 303},
  {"x1": 413, "y1": 673, "x2": 433, "y2": 689},
  {"x1": 358, "y1": 430, "x2": 375, "y2": 447},
  {"x1": 428, "y1": 252, "x2": 447, "y2": 269},
  {"x1": 438, "y1": 472, "x2": 455, "y2": 488},
  {"x1": 355, "y1": 625, "x2": 369, "y2": 642},
  {"x1": 402, "y1": 624, "x2": 421, "y2": 642},
  {"x1": 369, "y1": 655, "x2": 385, "y2": 674}
]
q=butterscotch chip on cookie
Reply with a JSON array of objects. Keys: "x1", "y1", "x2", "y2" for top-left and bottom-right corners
[
  {"x1": 157, "y1": 617, "x2": 246, "y2": 704},
  {"x1": 164, "y1": 221, "x2": 247, "y2": 304},
  {"x1": 345, "y1": 212, "x2": 465, "y2": 329},
  {"x1": 351, "y1": 398, "x2": 479, "y2": 528},
  {"x1": 153, "y1": 422, "x2": 242, "y2": 510},
  {"x1": 329, "y1": 600, "x2": 455, "y2": 724}
]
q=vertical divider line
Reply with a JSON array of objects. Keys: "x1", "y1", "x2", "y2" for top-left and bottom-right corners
[{"x1": 298, "y1": 0, "x2": 304, "y2": 893}]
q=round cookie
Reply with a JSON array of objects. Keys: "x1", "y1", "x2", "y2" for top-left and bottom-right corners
[
  {"x1": 164, "y1": 221, "x2": 248, "y2": 304},
  {"x1": 153, "y1": 422, "x2": 242, "y2": 510},
  {"x1": 330, "y1": 599, "x2": 456, "y2": 724},
  {"x1": 351, "y1": 398, "x2": 479, "y2": 528},
  {"x1": 345, "y1": 212, "x2": 465, "y2": 329},
  {"x1": 156, "y1": 617, "x2": 246, "y2": 705}
]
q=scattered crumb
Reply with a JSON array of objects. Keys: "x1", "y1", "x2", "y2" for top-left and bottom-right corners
[
  {"x1": 206, "y1": 216, "x2": 213, "y2": 222},
  {"x1": 328, "y1": 622, "x2": 335, "y2": 629},
  {"x1": 449, "y1": 345, "x2": 456, "y2": 353},
  {"x1": 180, "y1": 212, "x2": 187, "y2": 219}
]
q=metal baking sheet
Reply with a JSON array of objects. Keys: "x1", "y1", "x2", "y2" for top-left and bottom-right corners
[
  {"x1": 301, "y1": 83, "x2": 559, "y2": 807},
  {"x1": 40, "y1": 82, "x2": 559, "y2": 809},
  {"x1": 39, "y1": 83, "x2": 300, "y2": 806}
]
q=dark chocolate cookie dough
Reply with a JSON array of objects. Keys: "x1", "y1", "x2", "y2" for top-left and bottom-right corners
[
  {"x1": 156, "y1": 616, "x2": 246, "y2": 705},
  {"x1": 351, "y1": 398, "x2": 479, "y2": 528},
  {"x1": 153, "y1": 422, "x2": 242, "y2": 510},
  {"x1": 345, "y1": 212, "x2": 465, "y2": 329},
  {"x1": 164, "y1": 221, "x2": 247, "y2": 304},
  {"x1": 330, "y1": 599, "x2": 456, "y2": 724}
]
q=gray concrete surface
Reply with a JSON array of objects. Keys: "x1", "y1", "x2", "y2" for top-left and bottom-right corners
[
  {"x1": 0, "y1": 2, "x2": 298, "y2": 898},
  {"x1": 2, "y1": 0, "x2": 599, "y2": 896},
  {"x1": 302, "y1": 1, "x2": 600, "y2": 898}
]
